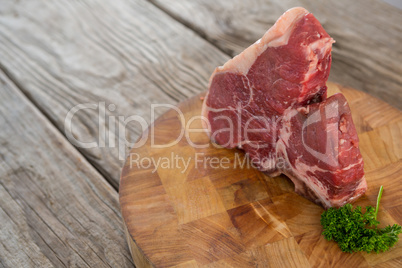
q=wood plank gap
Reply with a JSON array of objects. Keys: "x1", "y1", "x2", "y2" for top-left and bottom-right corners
[
  {"x1": 0, "y1": 69, "x2": 133, "y2": 267},
  {"x1": 147, "y1": 0, "x2": 232, "y2": 56},
  {"x1": 0, "y1": 62, "x2": 118, "y2": 192}
]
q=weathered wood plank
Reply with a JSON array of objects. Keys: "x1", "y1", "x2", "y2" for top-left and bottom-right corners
[
  {"x1": 0, "y1": 71, "x2": 133, "y2": 267},
  {"x1": 149, "y1": 0, "x2": 402, "y2": 110},
  {"x1": 0, "y1": 0, "x2": 229, "y2": 187}
]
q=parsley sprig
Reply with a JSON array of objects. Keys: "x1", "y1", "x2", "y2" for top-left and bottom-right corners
[{"x1": 321, "y1": 186, "x2": 401, "y2": 253}]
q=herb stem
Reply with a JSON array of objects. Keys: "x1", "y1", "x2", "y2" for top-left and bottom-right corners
[{"x1": 375, "y1": 185, "x2": 384, "y2": 221}]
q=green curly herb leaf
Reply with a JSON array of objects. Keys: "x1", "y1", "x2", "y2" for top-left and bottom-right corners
[{"x1": 320, "y1": 186, "x2": 401, "y2": 253}]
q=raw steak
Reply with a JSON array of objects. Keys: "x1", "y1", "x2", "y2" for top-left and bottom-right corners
[{"x1": 201, "y1": 7, "x2": 366, "y2": 208}]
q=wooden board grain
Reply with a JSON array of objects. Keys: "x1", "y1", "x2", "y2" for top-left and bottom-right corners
[
  {"x1": 120, "y1": 82, "x2": 402, "y2": 267},
  {"x1": 0, "y1": 71, "x2": 133, "y2": 267},
  {"x1": 149, "y1": 0, "x2": 402, "y2": 110}
]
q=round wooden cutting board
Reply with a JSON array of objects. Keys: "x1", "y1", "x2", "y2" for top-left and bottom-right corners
[{"x1": 120, "y1": 82, "x2": 402, "y2": 268}]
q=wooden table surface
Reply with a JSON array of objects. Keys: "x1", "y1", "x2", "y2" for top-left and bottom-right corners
[{"x1": 0, "y1": 0, "x2": 401, "y2": 267}]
